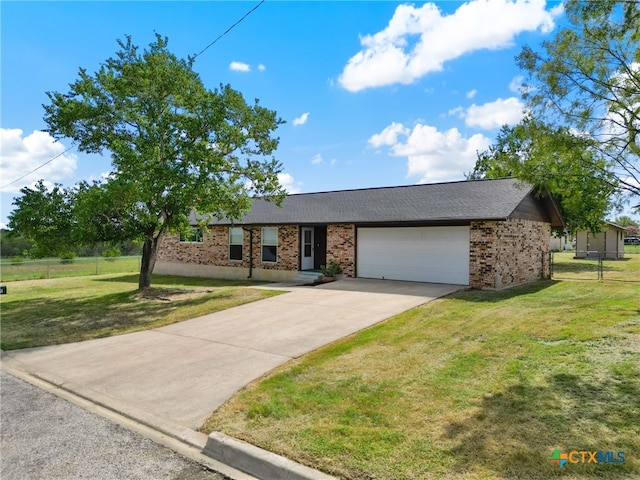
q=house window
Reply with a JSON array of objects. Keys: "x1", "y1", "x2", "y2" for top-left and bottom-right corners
[
  {"x1": 180, "y1": 228, "x2": 203, "y2": 243},
  {"x1": 229, "y1": 227, "x2": 243, "y2": 261},
  {"x1": 261, "y1": 227, "x2": 278, "y2": 263}
]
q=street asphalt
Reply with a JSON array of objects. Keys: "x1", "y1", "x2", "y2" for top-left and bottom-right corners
[{"x1": 0, "y1": 369, "x2": 225, "y2": 480}]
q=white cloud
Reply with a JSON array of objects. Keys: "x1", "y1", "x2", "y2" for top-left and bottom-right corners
[
  {"x1": 293, "y1": 112, "x2": 310, "y2": 126},
  {"x1": 278, "y1": 173, "x2": 302, "y2": 194},
  {"x1": 509, "y1": 75, "x2": 524, "y2": 93},
  {"x1": 368, "y1": 122, "x2": 491, "y2": 183},
  {"x1": 229, "y1": 61, "x2": 250, "y2": 72},
  {"x1": 258, "y1": 64, "x2": 266, "y2": 71},
  {"x1": 311, "y1": 154, "x2": 324, "y2": 165},
  {"x1": 448, "y1": 106, "x2": 465, "y2": 118},
  {"x1": 464, "y1": 97, "x2": 525, "y2": 129},
  {"x1": 368, "y1": 122, "x2": 410, "y2": 148},
  {"x1": 339, "y1": 0, "x2": 560, "y2": 92},
  {"x1": 466, "y1": 89, "x2": 478, "y2": 99},
  {"x1": 0, "y1": 128, "x2": 77, "y2": 193}
]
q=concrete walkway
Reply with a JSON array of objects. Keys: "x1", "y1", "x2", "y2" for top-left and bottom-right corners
[{"x1": 3, "y1": 279, "x2": 461, "y2": 434}]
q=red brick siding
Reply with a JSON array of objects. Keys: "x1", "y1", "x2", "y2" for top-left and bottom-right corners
[
  {"x1": 156, "y1": 227, "x2": 230, "y2": 265},
  {"x1": 326, "y1": 224, "x2": 356, "y2": 277},
  {"x1": 470, "y1": 219, "x2": 551, "y2": 289},
  {"x1": 157, "y1": 225, "x2": 299, "y2": 271},
  {"x1": 246, "y1": 225, "x2": 298, "y2": 271}
]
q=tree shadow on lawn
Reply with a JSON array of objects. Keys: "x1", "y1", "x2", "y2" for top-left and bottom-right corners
[
  {"x1": 443, "y1": 373, "x2": 639, "y2": 478},
  {"x1": 1, "y1": 290, "x2": 225, "y2": 350},
  {"x1": 455, "y1": 280, "x2": 560, "y2": 303},
  {"x1": 95, "y1": 274, "x2": 266, "y2": 287}
]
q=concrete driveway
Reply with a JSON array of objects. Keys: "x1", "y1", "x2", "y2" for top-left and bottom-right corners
[{"x1": 3, "y1": 279, "x2": 462, "y2": 433}]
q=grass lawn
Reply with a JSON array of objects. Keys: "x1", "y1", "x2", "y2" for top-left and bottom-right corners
[
  {"x1": 552, "y1": 251, "x2": 640, "y2": 282},
  {"x1": 0, "y1": 274, "x2": 282, "y2": 350},
  {"x1": 0, "y1": 256, "x2": 141, "y2": 282},
  {"x1": 202, "y1": 280, "x2": 640, "y2": 479}
]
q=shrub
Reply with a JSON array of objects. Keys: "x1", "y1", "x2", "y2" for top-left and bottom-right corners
[
  {"x1": 102, "y1": 246, "x2": 121, "y2": 262},
  {"x1": 59, "y1": 252, "x2": 76, "y2": 264}
]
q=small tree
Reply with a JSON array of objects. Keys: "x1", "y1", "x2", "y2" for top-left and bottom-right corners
[
  {"x1": 8, "y1": 180, "x2": 77, "y2": 258},
  {"x1": 612, "y1": 215, "x2": 639, "y2": 228},
  {"x1": 42, "y1": 35, "x2": 285, "y2": 289}
]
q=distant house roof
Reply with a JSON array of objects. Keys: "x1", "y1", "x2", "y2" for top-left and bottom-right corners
[
  {"x1": 196, "y1": 177, "x2": 564, "y2": 227},
  {"x1": 604, "y1": 221, "x2": 626, "y2": 231}
]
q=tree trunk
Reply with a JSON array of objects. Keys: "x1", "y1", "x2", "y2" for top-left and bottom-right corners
[{"x1": 138, "y1": 230, "x2": 165, "y2": 290}]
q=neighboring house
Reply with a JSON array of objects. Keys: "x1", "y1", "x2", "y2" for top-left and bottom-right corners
[
  {"x1": 575, "y1": 222, "x2": 626, "y2": 259},
  {"x1": 550, "y1": 234, "x2": 572, "y2": 251},
  {"x1": 156, "y1": 178, "x2": 564, "y2": 289}
]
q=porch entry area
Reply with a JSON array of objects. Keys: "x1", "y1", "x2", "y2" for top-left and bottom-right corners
[{"x1": 300, "y1": 226, "x2": 327, "y2": 270}]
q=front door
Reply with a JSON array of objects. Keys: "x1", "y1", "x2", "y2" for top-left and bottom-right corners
[{"x1": 301, "y1": 227, "x2": 314, "y2": 270}]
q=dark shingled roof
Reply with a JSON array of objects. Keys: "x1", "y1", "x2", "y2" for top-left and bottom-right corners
[{"x1": 198, "y1": 178, "x2": 562, "y2": 226}]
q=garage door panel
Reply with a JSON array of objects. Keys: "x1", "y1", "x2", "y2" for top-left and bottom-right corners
[{"x1": 357, "y1": 226, "x2": 469, "y2": 285}]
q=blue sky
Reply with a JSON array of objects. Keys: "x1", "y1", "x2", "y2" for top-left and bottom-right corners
[{"x1": 1, "y1": 0, "x2": 571, "y2": 228}]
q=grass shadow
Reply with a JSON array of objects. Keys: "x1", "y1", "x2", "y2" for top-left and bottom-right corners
[
  {"x1": 453, "y1": 280, "x2": 560, "y2": 303},
  {"x1": 1, "y1": 290, "x2": 220, "y2": 350},
  {"x1": 443, "y1": 372, "x2": 639, "y2": 478},
  {"x1": 95, "y1": 274, "x2": 266, "y2": 287}
]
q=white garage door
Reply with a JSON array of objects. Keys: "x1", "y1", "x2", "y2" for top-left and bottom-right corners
[{"x1": 357, "y1": 226, "x2": 470, "y2": 285}]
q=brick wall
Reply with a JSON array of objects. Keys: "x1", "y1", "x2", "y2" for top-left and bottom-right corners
[
  {"x1": 246, "y1": 225, "x2": 298, "y2": 271},
  {"x1": 326, "y1": 224, "x2": 356, "y2": 277},
  {"x1": 470, "y1": 218, "x2": 551, "y2": 289},
  {"x1": 156, "y1": 227, "x2": 228, "y2": 265},
  {"x1": 156, "y1": 225, "x2": 299, "y2": 272}
]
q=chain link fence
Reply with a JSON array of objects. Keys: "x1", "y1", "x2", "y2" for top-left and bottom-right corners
[
  {"x1": 0, "y1": 256, "x2": 141, "y2": 282},
  {"x1": 550, "y1": 251, "x2": 640, "y2": 283}
]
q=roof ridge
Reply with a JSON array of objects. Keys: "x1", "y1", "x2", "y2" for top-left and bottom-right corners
[{"x1": 271, "y1": 176, "x2": 519, "y2": 198}]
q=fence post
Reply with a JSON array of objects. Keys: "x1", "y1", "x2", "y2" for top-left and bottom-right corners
[
  {"x1": 599, "y1": 254, "x2": 603, "y2": 281},
  {"x1": 549, "y1": 251, "x2": 554, "y2": 279}
]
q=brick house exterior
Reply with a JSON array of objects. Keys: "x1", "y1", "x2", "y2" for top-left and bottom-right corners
[{"x1": 155, "y1": 178, "x2": 563, "y2": 289}]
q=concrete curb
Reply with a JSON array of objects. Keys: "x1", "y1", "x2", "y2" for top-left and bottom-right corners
[
  {"x1": 0, "y1": 361, "x2": 257, "y2": 480},
  {"x1": 3, "y1": 359, "x2": 336, "y2": 480},
  {"x1": 204, "y1": 432, "x2": 338, "y2": 480}
]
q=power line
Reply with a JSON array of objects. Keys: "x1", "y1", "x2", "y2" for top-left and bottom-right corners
[
  {"x1": 4, "y1": 2, "x2": 264, "y2": 190},
  {"x1": 191, "y1": 0, "x2": 265, "y2": 62},
  {"x1": 1, "y1": 142, "x2": 76, "y2": 190}
]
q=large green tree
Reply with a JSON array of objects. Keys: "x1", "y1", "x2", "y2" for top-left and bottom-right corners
[
  {"x1": 517, "y1": 0, "x2": 640, "y2": 204},
  {"x1": 469, "y1": 119, "x2": 617, "y2": 233},
  {"x1": 42, "y1": 35, "x2": 285, "y2": 288}
]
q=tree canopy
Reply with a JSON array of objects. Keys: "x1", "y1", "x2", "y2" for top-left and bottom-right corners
[
  {"x1": 27, "y1": 34, "x2": 286, "y2": 288},
  {"x1": 517, "y1": 0, "x2": 639, "y2": 204},
  {"x1": 469, "y1": 119, "x2": 618, "y2": 233}
]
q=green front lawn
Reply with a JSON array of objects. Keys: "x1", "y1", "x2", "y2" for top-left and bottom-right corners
[
  {"x1": 203, "y1": 281, "x2": 640, "y2": 479},
  {"x1": 552, "y1": 251, "x2": 640, "y2": 281},
  {"x1": 0, "y1": 274, "x2": 282, "y2": 350}
]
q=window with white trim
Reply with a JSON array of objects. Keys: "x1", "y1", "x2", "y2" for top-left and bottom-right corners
[
  {"x1": 229, "y1": 227, "x2": 243, "y2": 261},
  {"x1": 179, "y1": 228, "x2": 203, "y2": 243},
  {"x1": 261, "y1": 227, "x2": 278, "y2": 263}
]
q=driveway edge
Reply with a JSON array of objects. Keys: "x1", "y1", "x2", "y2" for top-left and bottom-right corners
[
  {"x1": 0, "y1": 361, "x2": 257, "y2": 480},
  {"x1": 204, "y1": 432, "x2": 338, "y2": 480}
]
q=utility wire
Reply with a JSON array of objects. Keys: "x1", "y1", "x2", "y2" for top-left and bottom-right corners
[
  {"x1": 191, "y1": 0, "x2": 265, "y2": 62},
  {"x1": 3, "y1": 1, "x2": 264, "y2": 190},
  {"x1": 1, "y1": 142, "x2": 77, "y2": 190}
]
